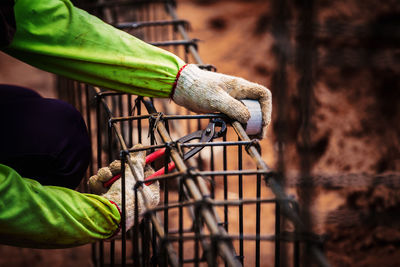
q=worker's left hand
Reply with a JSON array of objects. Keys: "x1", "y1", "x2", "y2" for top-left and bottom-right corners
[
  {"x1": 88, "y1": 144, "x2": 160, "y2": 232},
  {"x1": 172, "y1": 64, "x2": 272, "y2": 138}
]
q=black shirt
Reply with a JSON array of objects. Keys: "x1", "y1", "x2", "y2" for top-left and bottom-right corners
[{"x1": 0, "y1": 0, "x2": 16, "y2": 47}]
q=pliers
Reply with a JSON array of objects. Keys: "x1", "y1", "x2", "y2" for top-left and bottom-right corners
[{"x1": 103, "y1": 118, "x2": 227, "y2": 187}]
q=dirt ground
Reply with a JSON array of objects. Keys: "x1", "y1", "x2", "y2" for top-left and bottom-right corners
[{"x1": 1, "y1": 0, "x2": 399, "y2": 266}]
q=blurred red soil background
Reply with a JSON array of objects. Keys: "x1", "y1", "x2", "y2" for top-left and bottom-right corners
[
  {"x1": 1, "y1": 0, "x2": 399, "y2": 266},
  {"x1": 178, "y1": 1, "x2": 400, "y2": 265},
  {"x1": 181, "y1": 0, "x2": 400, "y2": 266}
]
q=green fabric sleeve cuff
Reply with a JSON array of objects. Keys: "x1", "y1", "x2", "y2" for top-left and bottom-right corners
[
  {"x1": 0, "y1": 164, "x2": 121, "y2": 248},
  {"x1": 3, "y1": 0, "x2": 186, "y2": 97}
]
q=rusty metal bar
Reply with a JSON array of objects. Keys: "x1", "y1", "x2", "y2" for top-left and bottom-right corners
[
  {"x1": 232, "y1": 122, "x2": 330, "y2": 267},
  {"x1": 115, "y1": 19, "x2": 189, "y2": 30},
  {"x1": 55, "y1": 1, "x2": 334, "y2": 266},
  {"x1": 160, "y1": 8, "x2": 331, "y2": 265},
  {"x1": 94, "y1": 87, "x2": 180, "y2": 267},
  {"x1": 142, "y1": 97, "x2": 242, "y2": 267},
  {"x1": 165, "y1": 4, "x2": 203, "y2": 64}
]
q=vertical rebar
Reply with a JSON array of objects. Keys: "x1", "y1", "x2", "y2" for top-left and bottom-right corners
[
  {"x1": 223, "y1": 135, "x2": 228, "y2": 233},
  {"x1": 293, "y1": 202, "x2": 301, "y2": 267},
  {"x1": 163, "y1": 143, "x2": 170, "y2": 266},
  {"x1": 121, "y1": 151, "x2": 127, "y2": 267},
  {"x1": 133, "y1": 187, "x2": 140, "y2": 267},
  {"x1": 141, "y1": 220, "x2": 151, "y2": 267},
  {"x1": 118, "y1": 95, "x2": 124, "y2": 141},
  {"x1": 151, "y1": 224, "x2": 158, "y2": 267},
  {"x1": 295, "y1": 0, "x2": 317, "y2": 265},
  {"x1": 255, "y1": 173, "x2": 261, "y2": 267},
  {"x1": 238, "y1": 139, "x2": 244, "y2": 265},
  {"x1": 178, "y1": 179, "x2": 184, "y2": 265},
  {"x1": 85, "y1": 84, "x2": 93, "y2": 184},
  {"x1": 274, "y1": 202, "x2": 281, "y2": 267},
  {"x1": 194, "y1": 207, "x2": 200, "y2": 267},
  {"x1": 128, "y1": 95, "x2": 133, "y2": 147},
  {"x1": 271, "y1": 0, "x2": 291, "y2": 264},
  {"x1": 137, "y1": 98, "x2": 142, "y2": 143},
  {"x1": 210, "y1": 145, "x2": 215, "y2": 199},
  {"x1": 107, "y1": 121, "x2": 115, "y2": 267},
  {"x1": 96, "y1": 94, "x2": 104, "y2": 267}
]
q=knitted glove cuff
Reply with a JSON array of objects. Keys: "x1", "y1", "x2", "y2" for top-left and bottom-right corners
[
  {"x1": 170, "y1": 63, "x2": 188, "y2": 98},
  {"x1": 172, "y1": 64, "x2": 203, "y2": 104},
  {"x1": 106, "y1": 200, "x2": 122, "y2": 240}
]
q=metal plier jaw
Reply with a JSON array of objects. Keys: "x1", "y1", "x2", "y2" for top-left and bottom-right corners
[{"x1": 178, "y1": 118, "x2": 227, "y2": 160}]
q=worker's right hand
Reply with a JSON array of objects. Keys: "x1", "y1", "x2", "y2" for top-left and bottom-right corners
[
  {"x1": 88, "y1": 144, "x2": 160, "y2": 231},
  {"x1": 172, "y1": 64, "x2": 272, "y2": 138}
]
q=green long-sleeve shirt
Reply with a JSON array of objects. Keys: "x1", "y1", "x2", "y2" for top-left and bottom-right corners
[
  {"x1": 0, "y1": 0, "x2": 185, "y2": 248},
  {"x1": 0, "y1": 164, "x2": 120, "y2": 248}
]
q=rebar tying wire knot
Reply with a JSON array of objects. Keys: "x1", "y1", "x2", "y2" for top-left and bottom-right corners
[
  {"x1": 186, "y1": 167, "x2": 214, "y2": 191},
  {"x1": 264, "y1": 170, "x2": 280, "y2": 185},
  {"x1": 193, "y1": 195, "x2": 213, "y2": 211},
  {"x1": 245, "y1": 138, "x2": 261, "y2": 154},
  {"x1": 184, "y1": 166, "x2": 197, "y2": 179},
  {"x1": 166, "y1": 140, "x2": 182, "y2": 158},
  {"x1": 108, "y1": 118, "x2": 114, "y2": 129},
  {"x1": 148, "y1": 112, "x2": 164, "y2": 138},
  {"x1": 160, "y1": 140, "x2": 184, "y2": 161},
  {"x1": 129, "y1": 96, "x2": 142, "y2": 115},
  {"x1": 175, "y1": 141, "x2": 186, "y2": 159},
  {"x1": 133, "y1": 180, "x2": 144, "y2": 191},
  {"x1": 119, "y1": 149, "x2": 130, "y2": 160},
  {"x1": 163, "y1": 139, "x2": 184, "y2": 160},
  {"x1": 184, "y1": 38, "x2": 199, "y2": 51}
]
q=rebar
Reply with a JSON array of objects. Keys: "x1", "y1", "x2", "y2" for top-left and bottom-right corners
[{"x1": 56, "y1": 1, "x2": 333, "y2": 266}]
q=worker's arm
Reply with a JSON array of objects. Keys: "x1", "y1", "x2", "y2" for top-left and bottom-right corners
[
  {"x1": 0, "y1": 164, "x2": 120, "y2": 248},
  {"x1": 2, "y1": 0, "x2": 272, "y2": 136},
  {"x1": 2, "y1": 0, "x2": 185, "y2": 98}
]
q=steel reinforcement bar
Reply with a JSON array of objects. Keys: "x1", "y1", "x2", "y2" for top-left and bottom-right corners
[
  {"x1": 165, "y1": 2, "x2": 330, "y2": 266},
  {"x1": 57, "y1": 0, "x2": 331, "y2": 266}
]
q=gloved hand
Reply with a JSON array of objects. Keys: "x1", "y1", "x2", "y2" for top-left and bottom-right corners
[
  {"x1": 172, "y1": 64, "x2": 272, "y2": 138},
  {"x1": 88, "y1": 144, "x2": 160, "y2": 231}
]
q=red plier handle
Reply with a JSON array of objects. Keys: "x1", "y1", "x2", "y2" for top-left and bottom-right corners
[
  {"x1": 103, "y1": 118, "x2": 226, "y2": 188},
  {"x1": 103, "y1": 148, "x2": 174, "y2": 187},
  {"x1": 144, "y1": 148, "x2": 176, "y2": 185}
]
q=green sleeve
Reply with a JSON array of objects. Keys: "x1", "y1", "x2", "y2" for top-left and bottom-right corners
[
  {"x1": 0, "y1": 164, "x2": 121, "y2": 248},
  {"x1": 2, "y1": 0, "x2": 186, "y2": 97}
]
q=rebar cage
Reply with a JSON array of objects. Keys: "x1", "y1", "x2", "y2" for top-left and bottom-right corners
[{"x1": 58, "y1": 1, "x2": 329, "y2": 266}]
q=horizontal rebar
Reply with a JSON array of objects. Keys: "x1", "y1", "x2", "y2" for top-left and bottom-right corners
[
  {"x1": 158, "y1": 231, "x2": 324, "y2": 243},
  {"x1": 109, "y1": 113, "x2": 227, "y2": 123},
  {"x1": 146, "y1": 197, "x2": 293, "y2": 213},
  {"x1": 116, "y1": 19, "x2": 189, "y2": 30},
  {"x1": 81, "y1": 0, "x2": 172, "y2": 9},
  {"x1": 284, "y1": 172, "x2": 400, "y2": 188},
  {"x1": 150, "y1": 39, "x2": 198, "y2": 47}
]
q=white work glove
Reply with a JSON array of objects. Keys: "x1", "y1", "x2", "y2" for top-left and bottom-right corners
[
  {"x1": 88, "y1": 144, "x2": 160, "y2": 231},
  {"x1": 172, "y1": 64, "x2": 272, "y2": 138}
]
